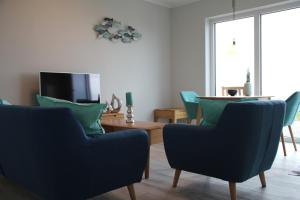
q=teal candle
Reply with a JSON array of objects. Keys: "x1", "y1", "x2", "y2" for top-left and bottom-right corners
[{"x1": 126, "y1": 92, "x2": 133, "y2": 106}]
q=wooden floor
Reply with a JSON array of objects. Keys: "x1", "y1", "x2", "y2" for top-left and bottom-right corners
[{"x1": 1, "y1": 143, "x2": 299, "y2": 200}]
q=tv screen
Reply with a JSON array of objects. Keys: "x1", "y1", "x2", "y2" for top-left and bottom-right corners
[{"x1": 40, "y1": 72, "x2": 101, "y2": 103}]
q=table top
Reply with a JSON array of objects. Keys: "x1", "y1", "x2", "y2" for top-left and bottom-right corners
[
  {"x1": 101, "y1": 119, "x2": 165, "y2": 131},
  {"x1": 197, "y1": 96, "x2": 273, "y2": 100},
  {"x1": 154, "y1": 108, "x2": 185, "y2": 111}
]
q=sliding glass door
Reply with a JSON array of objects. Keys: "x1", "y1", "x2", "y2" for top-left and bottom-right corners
[
  {"x1": 261, "y1": 7, "x2": 300, "y2": 142},
  {"x1": 261, "y1": 7, "x2": 300, "y2": 99}
]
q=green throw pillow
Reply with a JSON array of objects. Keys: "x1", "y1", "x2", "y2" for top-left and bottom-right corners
[
  {"x1": 199, "y1": 98, "x2": 258, "y2": 127},
  {"x1": 36, "y1": 95, "x2": 107, "y2": 136},
  {"x1": 199, "y1": 99, "x2": 234, "y2": 127},
  {"x1": 0, "y1": 99, "x2": 11, "y2": 105}
]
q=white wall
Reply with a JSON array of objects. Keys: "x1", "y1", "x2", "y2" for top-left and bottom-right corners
[
  {"x1": 0, "y1": 0, "x2": 171, "y2": 120},
  {"x1": 170, "y1": 0, "x2": 289, "y2": 106}
]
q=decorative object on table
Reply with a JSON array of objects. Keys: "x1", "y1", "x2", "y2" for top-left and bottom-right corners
[
  {"x1": 227, "y1": 89, "x2": 237, "y2": 96},
  {"x1": 126, "y1": 92, "x2": 135, "y2": 123},
  {"x1": 94, "y1": 17, "x2": 142, "y2": 43},
  {"x1": 222, "y1": 86, "x2": 244, "y2": 96},
  {"x1": 244, "y1": 69, "x2": 252, "y2": 96},
  {"x1": 110, "y1": 94, "x2": 122, "y2": 113},
  {"x1": 105, "y1": 100, "x2": 113, "y2": 113}
]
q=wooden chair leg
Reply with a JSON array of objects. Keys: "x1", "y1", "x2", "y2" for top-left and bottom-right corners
[
  {"x1": 127, "y1": 184, "x2": 136, "y2": 200},
  {"x1": 280, "y1": 133, "x2": 287, "y2": 156},
  {"x1": 229, "y1": 182, "x2": 237, "y2": 200},
  {"x1": 172, "y1": 169, "x2": 181, "y2": 188},
  {"x1": 259, "y1": 172, "x2": 266, "y2": 188},
  {"x1": 288, "y1": 125, "x2": 297, "y2": 151}
]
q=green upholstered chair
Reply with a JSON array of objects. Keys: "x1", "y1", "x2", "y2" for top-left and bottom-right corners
[
  {"x1": 280, "y1": 91, "x2": 300, "y2": 156},
  {"x1": 180, "y1": 91, "x2": 199, "y2": 124}
]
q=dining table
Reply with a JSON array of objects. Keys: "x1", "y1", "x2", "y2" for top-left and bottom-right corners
[{"x1": 197, "y1": 96, "x2": 273, "y2": 101}]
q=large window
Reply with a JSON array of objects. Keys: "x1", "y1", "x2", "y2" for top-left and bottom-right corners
[
  {"x1": 208, "y1": 1, "x2": 300, "y2": 96},
  {"x1": 215, "y1": 17, "x2": 254, "y2": 95},
  {"x1": 262, "y1": 7, "x2": 300, "y2": 99}
]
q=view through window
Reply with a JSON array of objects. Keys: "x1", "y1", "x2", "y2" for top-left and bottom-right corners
[
  {"x1": 213, "y1": 6, "x2": 300, "y2": 142},
  {"x1": 262, "y1": 7, "x2": 300, "y2": 142},
  {"x1": 215, "y1": 17, "x2": 254, "y2": 96}
]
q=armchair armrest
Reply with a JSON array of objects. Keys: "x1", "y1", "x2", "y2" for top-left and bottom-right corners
[
  {"x1": 163, "y1": 124, "x2": 221, "y2": 172},
  {"x1": 86, "y1": 129, "x2": 149, "y2": 196},
  {"x1": 163, "y1": 124, "x2": 247, "y2": 181}
]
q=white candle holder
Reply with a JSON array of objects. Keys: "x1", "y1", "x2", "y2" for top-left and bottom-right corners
[{"x1": 126, "y1": 105, "x2": 135, "y2": 123}]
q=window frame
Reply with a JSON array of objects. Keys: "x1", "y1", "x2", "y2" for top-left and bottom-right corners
[{"x1": 206, "y1": 0, "x2": 300, "y2": 96}]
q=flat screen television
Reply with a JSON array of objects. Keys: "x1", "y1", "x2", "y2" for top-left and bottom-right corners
[{"x1": 40, "y1": 72, "x2": 101, "y2": 103}]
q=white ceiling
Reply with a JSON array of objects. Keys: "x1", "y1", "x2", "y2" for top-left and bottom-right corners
[{"x1": 144, "y1": 0, "x2": 202, "y2": 8}]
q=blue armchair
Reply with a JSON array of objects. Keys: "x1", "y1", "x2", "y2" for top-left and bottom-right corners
[
  {"x1": 163, "y1": 101, "x2": 285, "y2": 200},
  {"x1": 0, "y1": 106, "x2": 149, "y2": 200}
]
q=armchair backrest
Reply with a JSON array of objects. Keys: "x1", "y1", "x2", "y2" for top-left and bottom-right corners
[
  {"x1": 180, "y1": 91, "x2": 199, "y2": 120},
  {"x1": 216, "y1": 100, "x2": 285, "y2": 182},
  {"x1": 0, "y1": 106, "x2": 89, "y2": 199},
  {"x1": 284, "y1": 91, "x2": 300, "y2": 126}
]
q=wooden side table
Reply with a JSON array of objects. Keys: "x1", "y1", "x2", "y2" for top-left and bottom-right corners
[
  {"x1": 101, "y1": 112, "x2": 124, "y2": 120},
  {"x1": 101, "y1": 119, "x2": 165, "y2": 179},
  {"x1": 154, "y1": 108, "x2": 187, "y2": 123}
]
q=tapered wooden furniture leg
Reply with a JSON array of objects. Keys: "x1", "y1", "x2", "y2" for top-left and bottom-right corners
[
  {"x1": 281, "y1": 133, "x2": 287, "y2": 156},
  {"x1": 288, "y1": 125, "x2": 297, "y2": 151},
  {"x1": 172, "y1": 169, "x2": 181, "y2": 188},
  {"x1": 259, "y1": 172, "x2": 266, "y2": 188},
  {"x1": 229, "y1": 182, "x2": 237, "y2": 200},
  {"x1": 127, "y1": 185, "x2": 136, "y2": 200}
]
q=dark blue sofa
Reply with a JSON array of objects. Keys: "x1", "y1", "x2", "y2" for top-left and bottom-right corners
[
  {"x1": 163, "y1": 100, "x2": 285, "y2": 200},
  {"x1": 0, "y1": 106, "x2": 149, "y2": 200}
]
